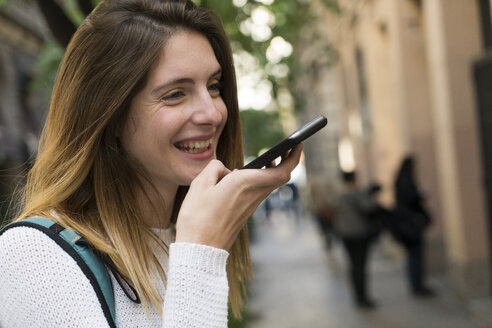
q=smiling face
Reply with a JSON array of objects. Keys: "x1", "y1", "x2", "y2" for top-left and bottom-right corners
[{"x1": 120, "y1": 29, "x2": 227, "y2": 196}]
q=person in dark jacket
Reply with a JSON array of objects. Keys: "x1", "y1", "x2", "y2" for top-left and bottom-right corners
[
  {"x1": 334, "y1": 171, "x2": 379, "y2": 308},
  {"x1": 394, "y1": 155, "x2": 435, "y2": 297}
]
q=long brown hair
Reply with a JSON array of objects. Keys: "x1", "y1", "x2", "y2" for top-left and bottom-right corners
[{"x1": 17, "y1": 0, "x2": 250, "y2": 318}]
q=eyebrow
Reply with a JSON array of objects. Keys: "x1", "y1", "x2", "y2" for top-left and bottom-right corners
[{"x1": 150, "y1": 68, "x2": 223, "y2": 97}]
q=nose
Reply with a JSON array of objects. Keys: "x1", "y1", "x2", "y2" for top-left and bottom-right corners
[{"x1": 191, "y1": 89, "x2": 225, "y2": 126}]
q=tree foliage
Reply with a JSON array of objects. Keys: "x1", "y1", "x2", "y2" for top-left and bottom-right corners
[
  {"x1": 0, "y1": 0, "x2": 339, "y2": 157},
  {"x1": 240, "y1": 109, "x2": 284, "y2": 160}
]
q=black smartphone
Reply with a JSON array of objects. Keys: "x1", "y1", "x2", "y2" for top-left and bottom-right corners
[{"x1": 242, "y1": 115, "x2": 328, "y2": 169}]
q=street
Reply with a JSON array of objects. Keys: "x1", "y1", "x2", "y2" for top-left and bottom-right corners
[{"x1": 245, "y1": 210, "x2": 485, "y2": 328}]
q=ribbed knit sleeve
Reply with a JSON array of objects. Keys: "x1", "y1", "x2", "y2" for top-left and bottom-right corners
[
  {"x1": 162, "y1": 242, "x2": 230, "y2": 328},
  {"x1": 0, "y1": 226, "x2": 231, "y2": 327}
]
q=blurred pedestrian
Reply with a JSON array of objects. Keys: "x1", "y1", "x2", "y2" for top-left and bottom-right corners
[
  {"x1": 334, "y1": 171, "x2": 379, "y2": 309},
  {"x1": 0, "y1": 1, "x2": 302, "y2": 327},
  {"x1": 308, "y1": 181, "x2": 336, "y2": 249},
  {"x1": 286, "y1": 182, "x2": 300, "y2": 217},
  {"x1": 279, "y1": 182, "x2": 301, "y2": 222},
  {"x1": 394, "y1": 155, "x2": 435, "y2": 297}
]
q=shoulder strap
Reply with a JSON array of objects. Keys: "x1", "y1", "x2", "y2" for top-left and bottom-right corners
[{"x1": 0, "y1": 217, "x2": 117, "y2": 328}]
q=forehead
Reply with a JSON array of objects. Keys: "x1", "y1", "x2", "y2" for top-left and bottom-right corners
[{"x1": 147, "y1": 30, "x2": 220, "y2": 84}]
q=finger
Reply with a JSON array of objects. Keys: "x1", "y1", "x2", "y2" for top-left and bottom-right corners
[
  {"x1": 278, "y1": 143, "x2": 303, "y2": 170},
  {"x1": 223, "y1": 144, "x2": 302, "y2": 190},
  {"x1": 191, "y1": 159, "x2": 230, "y2": 187},
  {"x1": 280, "y1": 148, "x2": 292, "y2": 161}
]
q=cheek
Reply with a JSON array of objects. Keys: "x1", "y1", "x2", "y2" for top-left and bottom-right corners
[
  {"x1": 120, "y1": 117, "x2": 139, "y2": 156},
  {"x1": 156, "y1": 111, "x2": 187, "y2": 140},
  {"x1": 217, "y1": 101, "x2": 228, "y2": 134},
  {"x1": 120, "y1": 113, "x2": 163, "y2": 163}
]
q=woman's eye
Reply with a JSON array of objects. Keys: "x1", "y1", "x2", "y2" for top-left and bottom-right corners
[
  {"x1": 208, "y1": 81, "x2": 224, "y2": 95},
  {"x1": 162, "y1": 90, "x2": 185, "y2": 101}
]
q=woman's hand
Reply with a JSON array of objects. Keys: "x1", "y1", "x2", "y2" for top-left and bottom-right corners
[{"x1": 175, "y1": 144, "x2": 303, "y2": 250}]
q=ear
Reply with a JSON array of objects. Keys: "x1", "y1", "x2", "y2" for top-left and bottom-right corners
[{"x1": 113, "y1": 119, "x2": 124, "y2": 138}]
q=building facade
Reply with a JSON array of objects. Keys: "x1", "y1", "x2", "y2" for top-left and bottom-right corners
[{"x1": 300, "y1": 0, "x2": 491, "y2": 302}]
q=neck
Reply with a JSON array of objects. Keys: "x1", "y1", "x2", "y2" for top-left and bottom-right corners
[{"x1": 138, "y1": 182, "x2": 178, "y2": 229}]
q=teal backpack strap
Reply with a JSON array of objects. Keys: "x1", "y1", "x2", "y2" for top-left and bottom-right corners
[{"x1": 0, "y1": 217, "x2": 117, "y2": 328}]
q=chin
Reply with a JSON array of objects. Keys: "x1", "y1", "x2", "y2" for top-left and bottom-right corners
[
  {"x1": 182, "y1": 169, "x2": 204, "y2": 186},
  {"x1": 179, "y1": 157, "x2": 217, "y2": 185}
]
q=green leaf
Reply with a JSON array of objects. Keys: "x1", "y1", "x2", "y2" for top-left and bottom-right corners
[{"x1": 240, "y1": 109, "x2": 285, "y2": 158}]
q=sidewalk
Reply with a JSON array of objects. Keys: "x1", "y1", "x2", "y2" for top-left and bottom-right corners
[{"x1": 244, "y1": 210, "x2": 485, "y2": 328}]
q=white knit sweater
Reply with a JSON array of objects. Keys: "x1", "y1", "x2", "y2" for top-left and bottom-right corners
[{"x1": 0, "y1": 225, "x2": 230, "y2": 328}]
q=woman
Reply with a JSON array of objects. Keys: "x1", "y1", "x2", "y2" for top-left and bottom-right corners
[
  {"x1": 394, "y1": 155, "x2": 434, "y2": 297},
  {"x1": 0, "y1": 0, "x2": 302, "y2": 327}
]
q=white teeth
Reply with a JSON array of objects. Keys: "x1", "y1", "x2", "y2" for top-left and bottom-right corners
[{"x1": 176, "y1": 138, "x2": 212, "y2": 153}]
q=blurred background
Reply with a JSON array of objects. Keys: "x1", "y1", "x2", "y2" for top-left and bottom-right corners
[{"x1": 0, "y1": 0, "x2": 491, "y2": 327}]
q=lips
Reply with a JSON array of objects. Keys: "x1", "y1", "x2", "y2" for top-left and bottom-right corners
[{"x1": 174, "y1": 138, "x2": 213, "y2": 154}]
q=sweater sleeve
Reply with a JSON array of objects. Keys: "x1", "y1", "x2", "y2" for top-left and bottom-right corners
[
  {"x1": 162, "y1": 242, "x2": 230, "y2": 328},
  {"x1": 0, "y1": 226, "x2": 109, "y2": 328}
]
